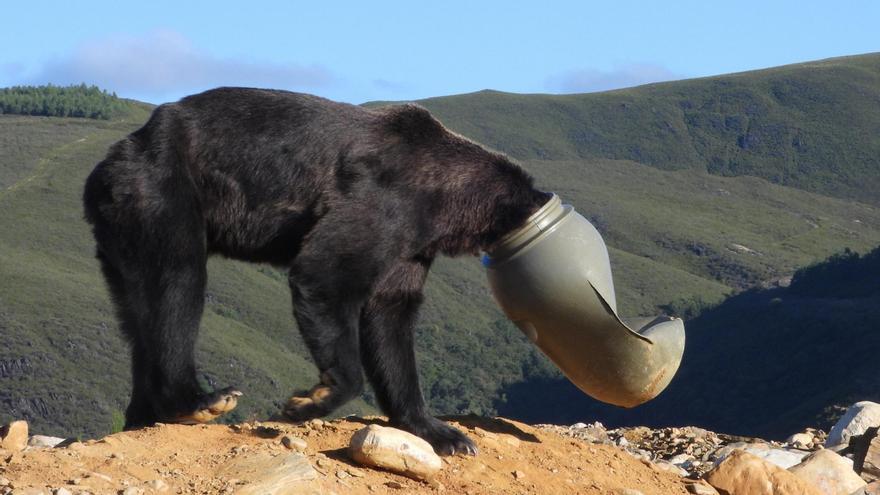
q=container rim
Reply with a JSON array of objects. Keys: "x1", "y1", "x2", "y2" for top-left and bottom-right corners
[{"x1": 483, "y1": 193, "x2": 571, "y2": 264}]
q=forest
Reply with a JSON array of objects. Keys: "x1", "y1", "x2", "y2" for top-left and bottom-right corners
[{"x1": 0, "y1": 84, "x2": 128, "y2": 120}]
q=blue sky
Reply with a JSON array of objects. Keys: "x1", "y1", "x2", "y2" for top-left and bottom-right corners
[{"x1": 1, "y1": 1, "x2": 878, "y2": 104}]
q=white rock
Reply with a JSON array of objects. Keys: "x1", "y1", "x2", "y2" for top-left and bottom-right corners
[
  {"x1": 788, "y1": 449, "x2": 866, "y2": 495},
  {"x1": 28, "y1": 435, "x2": 67, "y2": 448},
  {"x1": 54, "y1": 489, "x2": 73, "y2": 495},
  {"x1": 669, "y1": 453, "x2": 695, "y2": 467},
  {"x1": 349, "y1": 424, "x2": 442, "y2": 480},
  {"x1": 714, "y1": 442, "x2": 808, "y2": 469},
  {"x1": 786, "y1": 432, "x2": 814, "y2": 449},
  {"x1": 281, "y1": 435, "x2": 307, "y2": 451},
  {"x1": 827, "y1": 401, "x2": 880, "y2": 449}
]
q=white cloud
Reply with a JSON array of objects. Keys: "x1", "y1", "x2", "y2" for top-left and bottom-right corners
[
  {"x1": 546, "y1": 63, "x2": 680, "y2": 94},
  {"x1": 23, "y1": 30, "x2": 334, "y2": 102}
]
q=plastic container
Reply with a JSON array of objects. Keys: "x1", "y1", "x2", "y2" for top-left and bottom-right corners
[{"x1": 483, "y1": 194, "x2": 685, "y2": 407}]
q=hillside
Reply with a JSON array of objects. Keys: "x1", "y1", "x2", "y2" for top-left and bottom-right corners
[
  {"x1": 405, "y1": 53, "x2": 880, "y2": 206},
  {"x1": 2, "y1": 54, "x2": 880, "y2": 440},
  {"x1": 496, "y1": 247, "x2": 880, "y2": 439}
]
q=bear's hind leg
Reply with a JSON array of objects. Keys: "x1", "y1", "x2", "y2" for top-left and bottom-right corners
[
  {"x1": 132, "y1": 234, "x2": 242, "y2": 425},
  {"x1": 95, "y1": 251, "x2": 156, "y2": 428},
  {"x1": 88, "y1": 182, "x2": 240, "y2": 427}
]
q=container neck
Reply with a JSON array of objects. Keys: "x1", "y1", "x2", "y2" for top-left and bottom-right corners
[{"x1": 484, "y1": 194, "x2": 568, "y2": 263}]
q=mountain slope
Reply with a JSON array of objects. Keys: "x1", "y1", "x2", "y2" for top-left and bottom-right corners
[{"x1": 410, "y1": 53, "x2": 880, "y2": 205}]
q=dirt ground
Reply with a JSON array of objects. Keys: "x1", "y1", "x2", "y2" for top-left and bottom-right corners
[{"x1": 1, "y1": 416, "x2": 695, "y2": 495}]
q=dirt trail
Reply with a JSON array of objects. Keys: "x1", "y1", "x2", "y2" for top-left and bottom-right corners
[{"x1": 1, "y1": 416, "x2": 693, "y2": 495}]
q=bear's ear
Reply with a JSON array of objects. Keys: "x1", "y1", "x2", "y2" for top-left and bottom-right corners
[{"x1": 381, "y1": 104, "x2": 445, "y2": 143}]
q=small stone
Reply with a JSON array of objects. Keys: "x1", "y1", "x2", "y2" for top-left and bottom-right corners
[
  {"x1": 145, "y1": 480, "x2": 168, "y2": 492},
  {"x1": 0, "y1": 421, "x2": 28, "y2": 452},
  {"x1": 67, "y1": 442, "x2": 85, "y2": 451},
  {"x1": 685, "y1": 482, "x2": 719, "y2": 495},
  {"x1": 513, "y1": 470, "x2": 526, "y2": 480},
  {"x1": 69, "y1": 479, "x2": 81, "y2": 486},
  {"x1": 281, "y1": 435, "x2": 307, "y2": 451},
  {"x1": 346, "y1": 467, "x2": 366, "y2": 478},
  {"x1": 0, "y1": 479, "x2": 8, "y2": 487},
  {"x1": 309, "y1": 419, "x2": 325, "y2": 428},
  {"x1": 121, "y1": 488, "x2": 142, "y2": 495},
  {"x1": 614, "y1": 490, "x2": 643, "y2": 495},
  {"x1": 385, "y1": 481, "x2": 404, "y2": 489},
  {"x1": 787, "y1": 432, "x2": 814, "y2": 450},
  {"x1": 316, "y1": 458, "x2": 332, "y2": 468},
  {"x1": 349, "y1": 424, "x2": 442, "y2": 480},
  {"x1": 28, "y1": 435, "x2": 67, "y2": 448},
  {"x1": 335, "y1": 470, "x2": 350, "y2": 479},
  {"x1": 53, "y1": 489, "x2": 73, "y2": 495},
  {"x1": 789, "y1": 449, "x2": 867, "y2": 494},
  {"x1": 652, "y1": 460, "x2": 688, "y2": 476},
  {"x1": 572, "y1": 422, "x2": 587, "y2": 429}
]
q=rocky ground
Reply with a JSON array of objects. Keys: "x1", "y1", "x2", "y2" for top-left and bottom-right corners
[{"x1": 0, "y1": 403, "x2": 878, "y2": 495}]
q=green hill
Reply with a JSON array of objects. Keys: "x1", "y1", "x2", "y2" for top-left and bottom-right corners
[
  {"x1": 2, "y1": 54, "x2": 880, "y2": 438},
  {"x1": 408, "y1": 53, "x2": 880, "y2": 206}
]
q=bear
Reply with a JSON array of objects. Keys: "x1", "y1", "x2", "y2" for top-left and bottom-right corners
[{"x1": 83, "y1": 87, "x2": 550, "y2": 455}]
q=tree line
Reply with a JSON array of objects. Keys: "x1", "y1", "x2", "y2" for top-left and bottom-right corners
[{"x1": 0, "y1": 84, "x2": 127, "y2": 120}]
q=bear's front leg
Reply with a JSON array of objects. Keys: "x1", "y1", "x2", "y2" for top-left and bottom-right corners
[{"x1": 359, "y1": 257, "x2": 478, "y2": 456}]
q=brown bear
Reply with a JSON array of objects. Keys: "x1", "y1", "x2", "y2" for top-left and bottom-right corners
[{"x1": 83, "y1": 87, "x2": 550, "y2": 455}]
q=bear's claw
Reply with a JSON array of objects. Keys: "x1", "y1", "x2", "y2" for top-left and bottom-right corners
[{"x1": 171, "y1": 387, "x2": 242, "y2": 424}]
